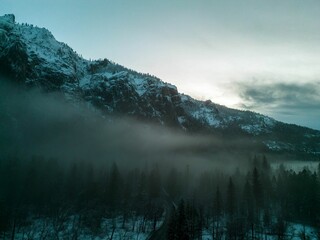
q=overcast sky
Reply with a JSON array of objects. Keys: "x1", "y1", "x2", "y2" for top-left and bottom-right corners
[{"x1": 1, "y1": 0, "x2": 320, "y2": 130}]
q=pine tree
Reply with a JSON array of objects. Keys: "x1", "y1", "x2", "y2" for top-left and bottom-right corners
[
  {"x1": 108, "y1": 162, "x2": 122, "y2": 210},
  {"x1": 166, "y1": 167, "x2": 179, "y2": 199},
  {"x1": 226, "y1": 177, "x2": 236, "y2": 219},
  {"x1": 167, "y1": 211, "x2": 177, "y2": 240},
  {"x1": 147, "y1": 166, "x2": 161, "y2": 199},
  {"x1": 214, "y1": 186, "x2": 222, "y2": 220},
  {"x1": 177, "y1": 200, "x2": 189, "y2": 240},
  {"x1": 213, "y1": 186, "x2": 222, "y2": 240},
  {"x1": 252, "y1": 167, "x2": 262, "y2": 213}
]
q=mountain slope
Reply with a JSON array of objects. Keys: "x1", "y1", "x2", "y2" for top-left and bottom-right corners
[{"x1": 0, "y1": 14, "x2": 319, "y2": 158}]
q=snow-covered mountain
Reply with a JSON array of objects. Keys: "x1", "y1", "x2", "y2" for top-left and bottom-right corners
[{"x1": 1, "y1": 14, "x2": 319, "y2": 158}]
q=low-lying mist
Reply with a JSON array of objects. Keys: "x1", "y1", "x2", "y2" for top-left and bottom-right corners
[
  {"x1": 0, "y1": 75, "x2": 259, "y2": 174},
  {"x1": 2, "y1": 77, "x2": 320, "y2": 240}
]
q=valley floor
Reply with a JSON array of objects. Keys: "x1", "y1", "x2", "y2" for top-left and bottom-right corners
[
  {"x1": 4, "y1": 219, "x2": 317, "y2": 240},
  {"x1": 4, "y1": 215, "x2": 163, "y2": 240}
]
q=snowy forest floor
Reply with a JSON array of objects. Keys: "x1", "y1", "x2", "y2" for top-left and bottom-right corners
[
  {"x1": 2, "y1": 215, "x2": 318, "y2": 240},
  {"x1": 4, "y1": 215, "x2": 164, "y2": 240},
  {"x1": 201, "y1": 222, "x2": 317, "y2": 240}
]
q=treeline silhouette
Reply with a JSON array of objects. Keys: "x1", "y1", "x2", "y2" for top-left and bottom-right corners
[
  {"x1": 166, "y1": 157, "x2": 320, "y2": 239},
  {"x1": 0, "y1": 155, "x2": 320, "y2": 239}
]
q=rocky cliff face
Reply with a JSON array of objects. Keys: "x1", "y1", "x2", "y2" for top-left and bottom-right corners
[{"x1": 0, "y1": 14, "x2": 319, "y2": 158}]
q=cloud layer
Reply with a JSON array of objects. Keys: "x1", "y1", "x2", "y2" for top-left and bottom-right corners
[{"x1": 235, "y1": 80, "x2": 320, "y2": 130}]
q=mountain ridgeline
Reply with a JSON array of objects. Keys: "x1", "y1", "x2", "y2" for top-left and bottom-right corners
[{"x1": 0, "y1": 14, "x2": 319, "y2": 159}]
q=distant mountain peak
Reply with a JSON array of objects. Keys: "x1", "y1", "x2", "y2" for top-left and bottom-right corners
[
  {"x1": 0, "y1": 14, "x2": 319, "y2": 158},
  {"x1": 1, "y1": 14, "x2": 15, "y2": 24}
]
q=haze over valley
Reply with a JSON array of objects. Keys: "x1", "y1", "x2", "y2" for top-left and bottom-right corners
[{"x1": 0, "y1": 2, "x2": 320, "y2": 239}]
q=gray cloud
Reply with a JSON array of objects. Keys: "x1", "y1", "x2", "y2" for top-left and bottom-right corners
[{"x1": 235, "y1": 80, "x2": 320, "y2": 130}]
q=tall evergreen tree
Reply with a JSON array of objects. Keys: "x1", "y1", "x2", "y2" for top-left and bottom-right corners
[
  {"x1": 108, "y1": 162, "x2": 122, "y2": 210},
  {"x1": 177, "y1": 200, "x2": 189, "y2": 240},
  {"x1": 226, "y1": 177, "x2": 236, "y2": 219},
  {"x1": 252, "y1": 167, "x2": 262, "y2": 212},
  {"x1": 213, "y1": 186, "x2": 222, "y2": 220}
]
